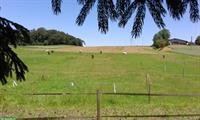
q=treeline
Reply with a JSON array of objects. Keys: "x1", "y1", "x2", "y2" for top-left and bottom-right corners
[{"x1": 18, "y1": 27, "x2": 85, "y2": 46}]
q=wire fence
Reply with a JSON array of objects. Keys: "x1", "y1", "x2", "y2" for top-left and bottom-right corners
[
  {"x1": 1, "y1": 71, "x2": 200, "y2": 119},
  {"x1": 2, "y1": 91, "x2": 200, "y2": 120}
]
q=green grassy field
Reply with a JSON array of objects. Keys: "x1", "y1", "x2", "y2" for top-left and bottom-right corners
[
  {"x1": 0, "y1": 46, "x2": 200, "y2": 119},
  {"x1": 169, "y1": 45, "x2": 200, "y2": 56}
]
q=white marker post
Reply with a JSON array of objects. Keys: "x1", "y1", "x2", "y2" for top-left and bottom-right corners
[
  {"x1": 71, "y1": 82, "x2": 74, "y2": 87},
  {"x1": 113, "y1": 83, "x2": 116, "y2": 93},
  {"x1": 12, "y1": 80, "x2": 18, "y2": 87}
]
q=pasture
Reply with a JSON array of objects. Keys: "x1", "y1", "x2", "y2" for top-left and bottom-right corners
[
  {"x1": 0, "y1": 45, "x2": 200, "y2": 119},
  {"x1": 169, "y1": 45, "x2": 200, "y2": 56}
]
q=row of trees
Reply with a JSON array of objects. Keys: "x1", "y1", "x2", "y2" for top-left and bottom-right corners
[{"x1": 18, "y1": 28, "x2": 85, "y2": 46}]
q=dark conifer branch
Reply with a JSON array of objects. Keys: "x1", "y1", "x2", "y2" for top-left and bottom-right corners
[
  {"x1": 52, "y1": 0, "x2": 62, "y2": 15},
  {"x1": 51, "y1": 0, "x2": 199, "y2": 37},
  {"x1": 0, "y1": 17, "x2": 29, "y2": 85}
]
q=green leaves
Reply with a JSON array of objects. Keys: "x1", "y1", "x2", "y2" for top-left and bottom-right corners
[
  {"x1": 146, "y1": 0, "x2": 166, "y2": 28},
  {"x1": 188, "y1": 0, "x2": 200, "y2": 22},
  {"x1": 52, "y1": 0, "x2": 62, "y2": 15},
  {"x1": 131, "y1": 1, "x2": 146, "y2": 38},
  {"x1": 76, "y1": 0, "x2": 96, "y2": 26},
  {"x1": 166, "y1": 0, "x2": 186, "y2": 20},
  {"x1": 116, "y1": 0, "x2": 131, "y2": 16},
  {"x1": 29, "y1": 27, "x2": 85, "y2": 46},
  {"x1": 76, "y1": 0, "x2": 118, "y2": 33},
  {"x1": 195, "y1": 36, "x2": 200, "y2": 45},
  {"x1": 152, "y1": 29, "x2": 170, "y2": 49}
]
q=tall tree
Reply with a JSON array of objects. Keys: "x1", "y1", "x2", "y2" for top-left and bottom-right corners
[
  {"x1": 152, "y1": 29, "x2": 170, "y2": 49},
  {"x1": 52, "y1": 0, "x2": 200, "y2": 38},
  {"x1": 195, "y1": 36, "x2": 200, "y2": 45}
]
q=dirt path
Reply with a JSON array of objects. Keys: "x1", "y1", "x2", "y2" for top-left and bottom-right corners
[{"x1": 53, "y1": 46, "x2": 157, "y2": 54}]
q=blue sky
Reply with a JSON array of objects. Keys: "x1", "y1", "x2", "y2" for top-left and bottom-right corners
[{"x1": 1, "y1": 0, "x2": 200, "y2": 46}]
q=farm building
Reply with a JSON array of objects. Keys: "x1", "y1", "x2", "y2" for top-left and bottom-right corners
[{"x1": 169, "y1": 38, "x2": 188, "y2": 45}]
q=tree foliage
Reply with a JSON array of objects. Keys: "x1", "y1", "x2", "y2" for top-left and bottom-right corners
[
  {"x1": 152, "y1": 29, "x2": 170, "y2": 49},
  {"x1": 195, "y1": 36, "x2": 200, "y2": 45},
  {"x1": 0, "y1": 17, "x2": 29, "y2": 85},
  {"x1": 52, "y1": 0, "x2": 200, "y2": 38},
  {"x1": 24, "y1": 28, "x2": 85, "y2": 46}
]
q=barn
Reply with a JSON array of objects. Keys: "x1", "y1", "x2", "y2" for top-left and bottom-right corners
[{"x1": 169, "y1": 38, "x2": 188, "y2": 45}]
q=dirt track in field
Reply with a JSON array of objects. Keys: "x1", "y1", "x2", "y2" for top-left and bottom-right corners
[
  {"x1": 54, "y1": 46, "x2": 157, "y2": 54},
  {"x1": 26, "y1": 45, "x2": 172, "y2": 54}
]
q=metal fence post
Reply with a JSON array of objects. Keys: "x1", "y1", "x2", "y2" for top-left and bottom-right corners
[{"x1": 96, "y1": 90, "x2": 101, "y2": 120}]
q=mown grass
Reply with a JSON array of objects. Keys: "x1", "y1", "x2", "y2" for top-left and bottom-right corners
[{"x1": 0, "y1": 46, "x2": 200, "y2": 119}]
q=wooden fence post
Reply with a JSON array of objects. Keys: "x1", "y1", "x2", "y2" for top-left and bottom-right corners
[
  {"x1": 163, "y1": 55, "x2": 166, "y2": 73},
  {"x1": 96, "y1": 90, "x2": 101, "y2": 120},
  {"x1": 182, "y1": 58, "x2": 185, "y2": 78},
  {"x1": 145, "y1": 74, "x2": 148, "y2": 87},
  {"x1": 148, "y1": 81, "x2": 151, "y2": 104},
  {"x1": 182, "y1": 67, "x2": 185, "y2": 78},
  {"x1": 146, "y1": 74, "x2": 151, "y2": 104},
  {"x1": 198, "y1": 56, "x2": 200, "y2": 74}
]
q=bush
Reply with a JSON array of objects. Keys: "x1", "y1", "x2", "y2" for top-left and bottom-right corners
[
  {"x1": 153, "y1": 38, "x2": 169, "y2": 49},
  {"x1": 195, "y1": 36, "x2": 200, "y2": 45},
  {"x1": 152, "y1": 29, "x2": 170, "y2": 49}
]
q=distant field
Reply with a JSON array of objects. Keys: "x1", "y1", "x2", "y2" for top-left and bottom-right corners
[
  {"x1": 0, "y1": 45, "x2": 200, "y2": 119},
  {"x1": 169, "y1": 45, "x2": 200, "y2": 56},
  {"x1": 24, "y1": 45, "x2": 158, "y2": 54}
]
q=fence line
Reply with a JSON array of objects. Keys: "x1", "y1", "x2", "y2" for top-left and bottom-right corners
[
  {"x1": 2, "y1": 91, "x2": 200, "y2": 120},
  {"x1": 102, "y1": 114, "x2": 200, "y2": 118},
  {"x1": 16, "y1": 114, "x2": 200, "y2": 120},
  {"x1": 2, "y1": 92, "x2": 200, "y2": 97},
  {"x1": 96, "y1": 90, "x2": 101, "y2": 120},
  {"x1": 17, "y1": 116, "x2": 96, "y2": 120}
]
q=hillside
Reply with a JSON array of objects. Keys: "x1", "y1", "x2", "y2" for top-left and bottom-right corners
[
  {"x1": 169, "y1": 45, "x2": 200, "y2": 56},
  {"x1": 23, "y1": 45, "x2": 200, "y2": 56},
  {"x1": 24, "y1": 45, "x2": 160, "y2": 54}
]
